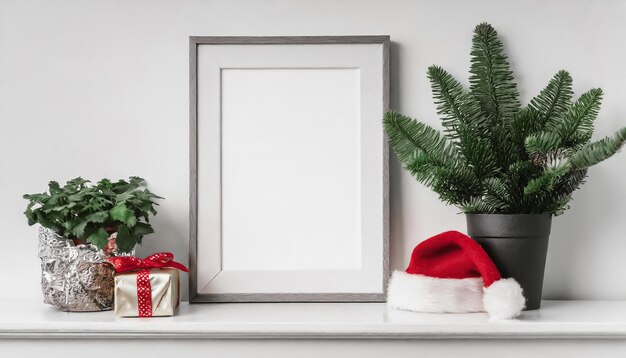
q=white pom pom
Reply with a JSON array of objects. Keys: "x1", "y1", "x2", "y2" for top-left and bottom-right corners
[{"x1": 483, "y1": 278, "x2": 526, "y2": 319}]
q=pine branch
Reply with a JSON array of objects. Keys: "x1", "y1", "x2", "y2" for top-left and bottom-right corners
[
  {"x1": 535, "y1": 169, "x2": 587, "y2": 215},
  {"x1": 403, "y1": 147, "x2": 440, "y2": 187},
  {"x1": 511, "y1": 108, "x2": 544, "y2": 160},
  {"x1": 428, "y1": 65, "x2": 465, "y2": 140},
  {"x1": 383, "y1": 111, "x2": 485, "y2": 206},
  {"x1": 547, "y1": 88, "x2": 603, "y2": 147},
  {"x1": 523, "y1": 162, "x2": 570, "y2": 195},
  {"x1": 525, "y1": 131, "x2": 562, "y2": 155},
  {"x1": 525, "y1": 126, "x2": 625, "y2": 197},
  {"x1": 550, "y1": 169, "x2": 587, "y2": 215},
  {"x1": 428, "y1": 66, "x2": 491, "y2": 136},
  {"x1": 469, "y1": 22, "x2": 521, "y2": 125},
  {"x1": 482, "y1": 177, "x2": 511, "y2": 210},
  {"x1": 569, "y1": 127, "x2": 626, "y2": 169},
  {"x1": 555, "y1": 169, "x2": 588, "y2": 197},
  {"x1": 528, "y1": 70, "x2": 573, "y2": 125},
  {"x1": 461, "y1": 196, "x2": 498, "y2": 214},
  {"x1": 457, "y1": 127, "x2": 500, "y2": 178},
  {"x1": 383, "y1": 111, "x2": 459, "y2": 168},
  {"x1": 504, "y1": 161, "x2": 542, "y2": 212},
  {"x1": 459, "y1": 93, "x2": 491, "y2": 135},
  {"x1": 432, "y1": 166, "x2": 482, "y2": 206},
  {"x1": 427, "y1": 67, "x2": 499, "y2": 176}
]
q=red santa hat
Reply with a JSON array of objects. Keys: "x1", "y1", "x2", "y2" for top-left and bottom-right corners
[{"x1": 387, "y1": 231, "x2": 526, "y2": 319}]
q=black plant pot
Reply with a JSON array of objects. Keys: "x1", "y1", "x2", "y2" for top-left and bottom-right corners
[{"x1": 466, "y1": 214, "x2": 552, "y2": 310}]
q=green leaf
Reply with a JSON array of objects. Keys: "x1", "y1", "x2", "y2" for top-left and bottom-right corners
[
  {"x1": 85, "y1": 211, "x2": 109, "y2": 224},
  {"x1": 72, "y1": 220, "x2": 88, "y2": 238},
  {"x1": 51, "y1": 202, "x2": 77, "y2": 212},
  {"x1": 46, "y1": 193, "x2": 61, "y2": 206},
  {"x1": 24, "y1": 207, "x2": 36, "y2": 226},
  {"x1": 66, "y1": 177, "x2": 89, "y2": 187},
  {"x1": 68, "y1": 191, "x2": 89, "y2": 202},
  {"x1": 22, "y1": 193, "x2": 48, "y2": 202},
  {"x1": 109, "y1": 203, "x2": 137, "y2": 227},
  {"x1": 109, "y1": 203, "x2": 133, "y2": 222},
  {"x1": 85, "y1": 196, "x2": 111, "y2": 211},
  {"x1": 115, "y1": 224, "x2": 138, "y2": 253},
  {"x1": 48, "y1": 181, "x2": 61, "y2": 194},
  {"x1": 115, "y1": 191, "x2": 135, "y2": 202},
  {"x1": 97, "y1": 178, "x2": 112, "y2": 188},
  {"x1": 87, "y1": 228, "x2": 110, "y2": 250},
  {"x1": 128, "y1": 176, "x2": 146, "y2": 187},
  {"x1": 62, "y1": 220, "x2": 77, "y2": 232},
  {"x1": 131, "y1": 222, "x2": 154, "y2": 237},
  {"x1": 111, "y1": 179, "x2": 139, "y2": 195}
]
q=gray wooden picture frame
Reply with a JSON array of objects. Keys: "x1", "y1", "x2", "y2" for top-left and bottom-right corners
[{"x1": 189, "y1": 36, "x2": 390, "y2": 303}]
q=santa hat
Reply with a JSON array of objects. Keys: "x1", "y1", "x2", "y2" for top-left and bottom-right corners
[{"x1": 387, "y1": 231, "x2": 525, "y2": 319}]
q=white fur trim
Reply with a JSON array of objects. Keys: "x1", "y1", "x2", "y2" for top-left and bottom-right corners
[
  {"x1": 482, "y1": 278, "x2": 526, "y2": 319},
  {"x1": 386, "y1": 271, "x2": 484, "y2": 313}
]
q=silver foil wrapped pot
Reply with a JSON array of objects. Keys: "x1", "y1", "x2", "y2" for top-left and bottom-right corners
[{"x1": 38, "y1": 227, "x2": 117, "y2": 312}]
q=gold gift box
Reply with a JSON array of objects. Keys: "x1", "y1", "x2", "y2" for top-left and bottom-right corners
[{"x1": 114, "y1": 267, "x2": 180, "y2": 317}]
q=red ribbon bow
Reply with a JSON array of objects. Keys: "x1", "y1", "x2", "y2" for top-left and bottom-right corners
[
  {"x1": 107, "y1": 252, "x2": 189, "y2": 273},
  {"x1": 107, "y1": 253, "x2": 188, "y2": 317}
]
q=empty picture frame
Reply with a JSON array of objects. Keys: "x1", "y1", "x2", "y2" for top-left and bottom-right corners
[{"x1": 190, "y1": 36, "x2": 389, "y2": 302}]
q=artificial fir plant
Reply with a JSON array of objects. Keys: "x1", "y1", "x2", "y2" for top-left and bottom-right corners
[{"x1": 384, "y1": 22, "x2": 626, "y2": 215}]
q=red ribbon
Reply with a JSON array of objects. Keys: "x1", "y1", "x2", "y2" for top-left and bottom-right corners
[
  {"x1": 107, "y1": 253, "x2": 188, "y2": 317},
  {"x1": 107, "y1": 252, "x2": 189, "y2": 274}
]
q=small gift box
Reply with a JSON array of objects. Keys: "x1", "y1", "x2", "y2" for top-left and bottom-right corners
[{"x1": 107, "y1": 253, "x2": 188, "y2": 317}]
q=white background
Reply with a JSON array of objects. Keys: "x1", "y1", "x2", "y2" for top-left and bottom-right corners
[{"x1": 1, "y1": 0, "x2": 626, "y2": 301}]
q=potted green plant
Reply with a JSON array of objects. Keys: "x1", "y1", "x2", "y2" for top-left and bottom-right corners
[
  {"x1": 384, "y1": 23, "x2": 626, "y2": 310},
  {"x1": 23, "y1": 176, "x2": 162, "y2": 311}
]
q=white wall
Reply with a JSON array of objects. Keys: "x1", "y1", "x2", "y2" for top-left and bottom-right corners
[{"x1": 1, "y1": 0, "x2": 626, "y2": 301}]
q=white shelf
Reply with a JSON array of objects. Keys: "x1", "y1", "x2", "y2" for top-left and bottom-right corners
[{"x1": 1, "y1": 299, "x2": 626, "y2": 339}]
